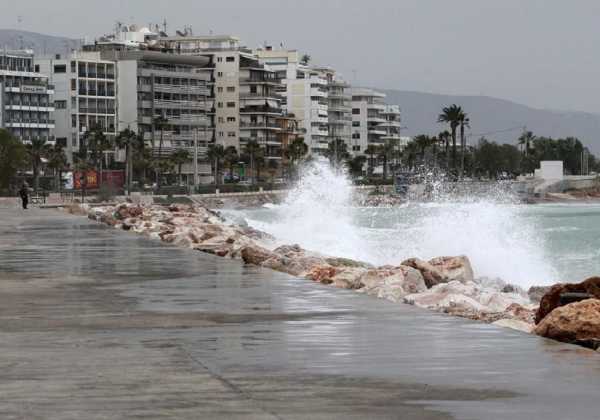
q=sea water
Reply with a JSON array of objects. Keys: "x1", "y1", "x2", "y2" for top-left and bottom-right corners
[{"x1": 231, "y1": 161, "x2": 600, "y2": 288}]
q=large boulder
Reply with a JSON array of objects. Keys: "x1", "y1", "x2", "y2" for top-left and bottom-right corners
[
  {"x1": 359, "y1": 266, "x2": 427, "y2": 302},
  {"x1": 534, "y1": 277, "x2": 600, "y2": 324},
  {"x1": 534, "y1": 299, "x2": 600, "y2": 346},
  {"x1": 401, "y1": 256, "x2": 473, "y2": 288}
]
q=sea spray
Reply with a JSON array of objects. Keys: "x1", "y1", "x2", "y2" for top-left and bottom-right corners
[{"x1": 236, "y1": 160, "x2": 558, "y2": 288}]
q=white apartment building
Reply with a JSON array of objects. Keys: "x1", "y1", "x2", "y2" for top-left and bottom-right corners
[
  {"x1": 255, "y1": 48, "x2": 352, "y2": 155},
  {"x1": 159, "y1": 35, "x2": 285, "y2": 161},
  {"x1": 38, "y1": 51, "x2": 117, "y2": 163},
  {"x1": 350, "y1": 88, "x2": 403, "y2": 154},
  {"x1": 0, "y1": 50, "x2": 55, "y2": 144}
]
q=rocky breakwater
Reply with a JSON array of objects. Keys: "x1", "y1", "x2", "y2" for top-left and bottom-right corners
[
  {"x1": 83, "y1": 202, "x2": 538, "y2": 333},
  {"x1": 533, "y1": 277, "x2": 600, "y2": 351}
]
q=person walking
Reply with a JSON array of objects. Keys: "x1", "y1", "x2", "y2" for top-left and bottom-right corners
[{"x1": 19, "y1": 182, "x2": 29, "y2": 210}]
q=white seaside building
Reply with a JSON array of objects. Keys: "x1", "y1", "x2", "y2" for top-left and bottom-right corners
[
  {"x1": 255, "y1": 48, "x2": 352, "y2": 155},
  {"x1": 350, "y1": 88, "x2": 404, "y2": 154}
]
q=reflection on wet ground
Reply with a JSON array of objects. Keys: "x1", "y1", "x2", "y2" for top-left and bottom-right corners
[{"x1": 0, "y1": 209, "x2": 599, "y2": 419}]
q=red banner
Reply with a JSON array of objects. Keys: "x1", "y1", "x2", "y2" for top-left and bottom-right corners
[
  {"x1": 73, "y1": 170, "x2": 98, "y2": 189},
  {"x1": 101, "y1": 170, "x2": 125, "y2": 189}
]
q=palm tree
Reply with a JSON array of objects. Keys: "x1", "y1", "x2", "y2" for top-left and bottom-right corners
[
  {"x1": 438, "y1": 105, "x2": 463, "y2": 176},
  {"x1": 413, "y1": 135, "x2": 432, "y2": 165},
  {"x1": 115, "y1": 128, "x2": 143, "y2": 192},
  {"x1": 26, "y1": 138, "x2": 50, "y2": 192},
  {"x1": 345, "y1": 155, "x2": 367, "y2": 179},
  {"x1": 364, "y1": 144, "x2": 379, "y2": 176},
  {"x1": 86, "y1": 126, "x2": 112, "y2": 186},
  {"x1": 325, "y1": 138, "x2": 349, "y2": 167},
  {"x1": 438, "y1": 130, "x2": 451, "y2": 170},
  {"x1": 153, "y1": 115, "x2": 169, "y2": 185},
  {"x1": 378, "y1": 140, "x2": 396, "y2": 180},
  {"x1": 244, "y1": 139, "x2": 262, "y2": 184},
  {"x1": 301, "y1": 54, "x2": 311, "y2": 65},
  {"x1": 46, "y1": 144, "x2": 68, "y2": 192},
  {"x1": 458, "y1": 111, "x2": 470, "y2": 179},
  {"x1": 254, "y1": 153, "x2": 266, "y2": 182},
  {"x1": 170, "y1": 149, "x2": 191, "y2": 185},
  {"x1": 224, "y1": 145, "x2": 239, "y2": 181},
  {"x1": 518, "y1": 131, "x2": 535, "y2": 157},
  {"x1": 207, "y1": 143, "x2": 226, "y2": 185},
  {"x1": 283, "y1": 137, "x2": 308, "y2": 179}
]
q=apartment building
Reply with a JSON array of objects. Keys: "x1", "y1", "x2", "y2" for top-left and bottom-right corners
[
  {"x1": 0, "y1": 50, "x2": 55, "y2": 144},
  {"x1": 255, "y1": 48, "x2": 351, "y2": 155},
  {"x1": 159, "y1": 35, "x2": 285, "y2": 162},
  {"x1": 38, "y1": 51, "x2": 117, "y2": 163},
  {"x1": 96, "y1": 49, "x2": 214, "y2": 184},
  {"x1": 350, "y1": 88, "x2": 403, "y2": 154}
]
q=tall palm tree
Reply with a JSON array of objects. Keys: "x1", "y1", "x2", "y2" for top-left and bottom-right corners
[
  {"x1": 364, "y1": 144, "x2": 379, "y2": 176},
  {"x1": 206, "y1": 143, "x2": 225, "y2": 185},
  {"x1": 153, "y1": 115, "x2": 169, "y2": 185},
  {"x1": 46, "y1": 143, "x2": 68, "y2": 192},
  {"x1": 413, "y1": 135, "x2": 432, "y2": 165},
  {"x1": 438, "y1": 105, "x2": 463, "y2": 176},
  {"x1": 244, "y1": 139, "x2": 262, "y2": 184},
  {"x1": 301, "y1": 54, "x2": 311, "y2": 65},
  {"x1": 224, "y1": 145, "x2": 239, "y2": 181},
  {"x1": 26, "y1": 138, "x2": 50, "y2": 192},
  {"x1": 170, "y1": 149, "x2": 191, "y2": 185},
  {"x1": 86, "y1": 126, "x2": 112, "y2": 186},
  {"x1": 458, "y1": 112, "x2": 470, "y2": 179},
  {"x1": 283, "y1": 137, "x2": 308, "y2": 179},
  {"x1": 115, "y1": 128, "x2": 143, "y2": 192},
  {"x1": 438, "y1": 130, "x2": 451, "y2": 171},
  {"x1": 518, "y1": 131, "x2": 535, "y2": 157},
  {"x1": 378, "y1": 140, "x2": 396, "y2": 180}
]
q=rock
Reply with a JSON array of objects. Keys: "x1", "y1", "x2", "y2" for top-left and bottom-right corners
[
  {"x1": 534, "y1": 299, "x2": 600, "y2": 344},
  {"x1": 401, "y1": 256, "x2": 473, "y2": 287},
  {"x1": 359, "y1": 266, "x2": 427, "y2": 302},
  {"x1": 331, "y1": 267, "x2": 369, "y2": 290},
  {"x1": 535, "y1": 277, "x2": 600, "y2": 324},
  {"x1": 504, "y1": 303, "x2": 535, "y2": 323},
  {"x1": 307, "y1": 265, "x2": 337, "y2": 284},
  {"x1": 428, "y1": 256, "x2": 474, "y2": 284},
  {"x1": 493, "y1": 319, "x2": 534, "y2": 333},
  {"x1": 240, "y1": 245, "x2": 277, "y2": 266}
]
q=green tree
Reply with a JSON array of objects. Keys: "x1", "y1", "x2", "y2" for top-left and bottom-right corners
[
  {"x1": 438, "y1": 104, "x2": 463, "y2": 175},
  {"x1": 364, "y1": 145, "x2": 379, "y2": 176},
  {"x1": 26, "y1": 137, "x2": 50, "y2": 191},
  {"x1": 378, "y1": 140, "x2": 396, "y2": 180},
  {"x1": 458, "y1": 111, "x2": 470, "y2": 179},
  {"x1": 170, "y1": 149, "x2": 191, "y2": 185},
  {"x1": 115, "y1": 128, "x2": 144, "y2": 192},
  {"x1": 153, "y1": 115, "x2": 169, "y2": 185},
  {"x1": 85, "y1": 126, "x2": 112, "y2": 185},
  {"x1": 518, "y1": 130, "x2": 535, "y2": 156},
  {"x1": 0, "y1": 129, "x2": 27, "y2": 191},
  {"x1": 283, "y1": 137, "x2": 308, "y2": 179},
  {"x1": 46, "y1": 143, "x2": 68, "y2": 192},
  {"x1": 207, "y1": 143, "x2": 226, "y2": 185},
  {"x1": 438, "y1": 130, "x2": 451, "y2": 170},
  {"x1": 244, "y1": 139, "x2": 262, "y2": 184},
  {"x1": 325, "y1": 138, "x2": 349, "y2": 167},
  {"x1": 301, "y1": 54, "x2": 311, "y2": 65},
  {"x1": 224, "y1": 145, "x2": 239, "y2": 181},
  {"x1": 346, "y1": 155, "x2": 366, "y2": 178}
]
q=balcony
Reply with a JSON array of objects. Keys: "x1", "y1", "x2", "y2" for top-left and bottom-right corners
[
  {"x1": 154, "y1": 99, "x2": 209, "y2": 110},
  {"x1": 239, "y1": 121, "x2": 282, "y2": 130},
  {"x1": 240, "y1": 106, "x2": 283, "y2": 115},
  {"x1": 239, "y1": 77, "x2": 281, "y2": 86},
  {"x1": 153, "y1": 83, "x2": 210, "y2": 95}
]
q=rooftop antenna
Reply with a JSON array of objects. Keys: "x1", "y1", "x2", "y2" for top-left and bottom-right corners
[{"x1": 162, "y1": 18, "x2": 168, "y2": 34}]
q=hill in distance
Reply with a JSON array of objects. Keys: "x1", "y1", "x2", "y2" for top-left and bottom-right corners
[
  {"x1": 0, "y1": 29, "x2": 80, "y2": 56},
  {"x1": 379, "y1": 89, "x2": 600, "y2": 154}
]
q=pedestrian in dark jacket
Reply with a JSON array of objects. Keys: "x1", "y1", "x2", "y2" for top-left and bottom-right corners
[{"x1": 19, "y1": 183, "x2": 29, "y2": 209}]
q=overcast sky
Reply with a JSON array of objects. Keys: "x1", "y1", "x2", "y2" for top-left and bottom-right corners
[{"x1": 2, "y1": 0, "x2": 600, "y2": 114}]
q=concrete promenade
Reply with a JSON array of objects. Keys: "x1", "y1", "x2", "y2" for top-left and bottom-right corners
[{"x1": 0, "y1": 207, "x2": 599, "y2": 419}]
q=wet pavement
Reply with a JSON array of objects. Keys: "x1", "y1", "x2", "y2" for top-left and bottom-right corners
[{"x1": 0, "y1": 207, "x2": 599, "y2": 419}]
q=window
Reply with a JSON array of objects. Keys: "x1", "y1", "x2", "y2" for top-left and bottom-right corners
[
  {"x1": 352, "y1": 108, "x2": 360, "y2": 114},
  {"x1": 218, "y1": 131, "x2": 224, "y2": 137},
  {"x1": 56, "y1": 137, "x2": 67, "y2": 147},
  {"x1": 217, "y1": 71, "x2": 223, "y2": 77},
  {"x1": 217, "y1": 117, "x2": 224, "y2": 123},
  {"x1": 227, "y1": 117, "x2": 236, "y2": 122},
  {"x1": 34, "y1": 65, "x2": 40, "y2": 72},
  {"x1": 71, "y1": 79, "x2": 77, "y2": 91},
  {"x1": 217, "y1": 57, "x2": 223, "y2": 63},
  {"x1": 54, "y1": 64, "x2": 67, "y2": 73},
  {"x1": 352, "y1": 133, "x2": 360, "y2": 139},
  {"x1": 217, "y1": 102, "x2": 223, "y2": 108},
  {"x1": 352, "y1": 121, "x2": 360, "y2": 127},
  {"x1": 226, "y1": 56, "x2": 235, "y2": 62},
  {"x1": 227, "y1": 86, "x2": 235, "y2": 92},
  {"x1": 226, "y1": 102, "x2": 235, "y2": 108},
  {"x1": 71, "y1": 115, "x2": 77, "y2": 128},
  {"x1": 352, "y1": 145, "x2": 361, "y2": 151},
  {"x1": 71, "y1": 61, "x2": 76, "y2": 73},
  {"x1": 217, "y1": 87, "x2": 223, "y2": 93},
  {"x1": 54, "y1": 100, "x2": 67, "y2": 109},
  {"x1": 228, "y1": 131, "x2": 236, "y2": 137}
]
